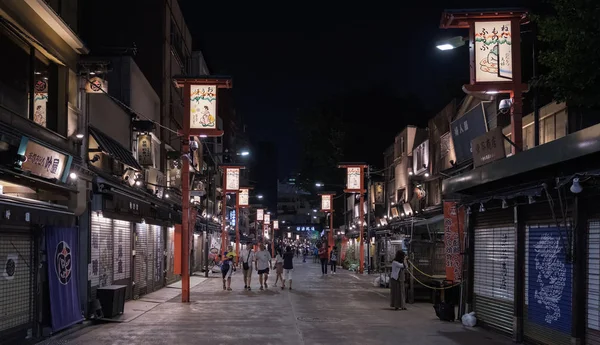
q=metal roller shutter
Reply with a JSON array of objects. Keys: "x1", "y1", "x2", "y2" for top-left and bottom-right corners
[
  {"x1": 473, "y1": 225, "x2": 515, "y2": 335},
  {"x1": 134, "y1": 223, "x2": 148, "y2": 298},
  {"x1": 0, "y1": 230, "x2": 34, "y2": 337},
  {"x1": 112, "y1": 220, "x2": 131, "y2": 299},
  {"x1": 90, "y1": 214, "x2": 114, "y2": 300},
  {"x1": 166, "y1": 226, "x2": 177, "y2": 284},
  {"x1": 588, "y1": 220, "x2": 600, "y2": 345},
  {"x1": 146, "y1": 225, "x2": 155, "y2": 293},
  {"x1": 194, "y1": 233, "x2": 203, "y2": 273},
  {"x1": 153, "y1": 225, "x2": 164, "y2": 289},
  {"x1": 524, "y1": 224, "x2": 572, "y2": 345}
]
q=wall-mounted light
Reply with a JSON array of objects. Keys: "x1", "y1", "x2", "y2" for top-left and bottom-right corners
[
  {"x1": 69, "y1": 172, "x2": 77, "y2": 180},
  {"x1": 165, "y1": 193, "x2": 170, "y2": 198},
  {"x1": 408, "y1": 170, "x2": 413, "y2": 176},
  {"x1": 570, "y1": 178, "x2": 583, "y2": 194},
  {"x1": 424, "y1": 172, "x2": 430, "y2": 177},
  {"x1": 75, "y1": 133, "x2": 84, "y2": 139}
]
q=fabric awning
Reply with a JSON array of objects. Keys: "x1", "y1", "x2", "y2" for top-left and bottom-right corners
[{"x1": 89, "y1": 126, "x2": 143, "y2": 171}]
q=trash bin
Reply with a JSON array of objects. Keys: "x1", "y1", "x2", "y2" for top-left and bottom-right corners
[{"x1": 96, "y1": 285, "x2": 127, "y2": 318}]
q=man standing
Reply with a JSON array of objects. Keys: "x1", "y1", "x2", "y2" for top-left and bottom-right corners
[
  {"x1": 282, "y1": 245, "x2": 294, "y2": 290},
  {"x1": 240, "y1": 242, "x2": 255, "y2": 291},
  {"x1": 318, "y1": 243, "x2": 328, "y2": 275},
  {"x1": 255, "y1": 243, "x2": 272, "y2": 290}
]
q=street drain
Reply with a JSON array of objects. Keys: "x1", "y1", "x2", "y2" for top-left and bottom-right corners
[{"x1": 297, "y1": 316, "x2": 340, "y2": 323}]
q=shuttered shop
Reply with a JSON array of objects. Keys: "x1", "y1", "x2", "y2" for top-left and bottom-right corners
[
  {"x1": 588, "y1": 220, "x2": 600, "y2": 345},
  {"x1": 166, "y1": 226, "x2": 178, "y2": 284},
  {"x1": 524, "y1": 224, "x2": 572, "y2": 345},
  {"x1": 472, "y1": 209, "x2": 515, "y2": 335},
  {"x1": 0, "y1": 228, "x2": 34, "y2": 339},
  {"x1": 90, "y1": 214, "x2": 132, "y2": 300}
]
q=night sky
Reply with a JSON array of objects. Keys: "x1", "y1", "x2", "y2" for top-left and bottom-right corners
[{"x1": 180, "y1": 1, "x2": 533, "y2": 177}]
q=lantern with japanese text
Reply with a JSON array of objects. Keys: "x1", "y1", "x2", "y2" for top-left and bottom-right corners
[
  {"x1": 273, "y1": 220, "x2": 279, "y2": 230},
  {"x1": 264, "y1": 213, "x2": 271, "y2": 225},
  {"x1": 257, "y1": 209, "x2": 264, "y2": 221},
  {"x1": 238, "y1": 188, "x2": 249, "y2": 207},
  {"x1": 321, "y1": 194, "x2": 332, "y2": 212}
]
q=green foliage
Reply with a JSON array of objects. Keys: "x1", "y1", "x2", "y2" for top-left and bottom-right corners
[
  {"x1": 342, "y1": 245, "x2": 357, "y2": 269},
  {"x1": 535, "y1": 0, "x2": 600, "y2": 107}
]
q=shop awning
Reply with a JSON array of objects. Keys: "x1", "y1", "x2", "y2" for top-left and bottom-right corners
[
  {"x1": 413, "y1": 214, "x2": 444, "y2": 226},
  {"x1": 89, "y1": 126, "x2": 143, "y2": 171},
  {"x1": 443, "y1": 122, "x2": 600, "y2": 196}
]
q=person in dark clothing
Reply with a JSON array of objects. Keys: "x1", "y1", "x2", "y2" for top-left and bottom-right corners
[
  {"x1": 330, "y1": 246, "x2": 338, "y2": 274},
  {"x1": 318, "y1": 243, "x2": 328, "y2": 275},
  {"x1": 282, "y1": 246, "x2": 294, "y2": 290}
]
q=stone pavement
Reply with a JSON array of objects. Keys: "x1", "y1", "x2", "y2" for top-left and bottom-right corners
[{"x1": 41, "y1": 259, "x2": 514, "y2": 345}]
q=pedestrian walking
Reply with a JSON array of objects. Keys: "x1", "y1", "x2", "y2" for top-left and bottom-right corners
[
  {"x1": 330, "y1": 246, "x2": 338, "y2": 274},
  {"x1": 221, "y1": 246, "x2": 236, "y2": 291},
  {"x1": 274, "y1": 249, "x2": 284, "y2": 286},
  {"x1": 318, "y1": 243, "x2": 328, "y2": 275},
  {"x1": 390, "y1": 250, "x2": 407, "y2": 310},
  {"x1": 313, "y1": 246, "x2": 319, "y2": 263},
  {"x1": 282, "y1": 245, "x2": 294, "y2": 290},
  {"x1": 240, "y1": 242, "x2": 255, "y2": 291},
  {"x1": 302, "y1": 247, "x2": 308, "y2": 263},
  {"x1": 255, "y1": 243, "x2": 272, "y2": 290}
]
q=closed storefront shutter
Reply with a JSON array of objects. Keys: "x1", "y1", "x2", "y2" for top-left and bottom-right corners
[
  {"x1": 134, "y1": 223, "x2": 148, "y2": 298},
  {"x1": 473, "y1": 224, "x2": 515, "y2": 335},
  {"x1": 153, "y1": 225, "x2": 164, "y2": 289},
  {"x1": 194, "y1": 233, "x2": 204, "y2": 273},
  {"x1": 146, "y1": 225, "x2": 155, "y2": 293},
  {"x1": 90, "y1": 214, "x2": 114, "y2": 299},
  {"x1": 166, "y1": 226, "x2": 177, "y2": 284},
  {"x1": 112, "y1": 220, "x2": 132, "y2": 299},
  {"x1": 0, "y1": 229, "x2": 34, "y2": 338},
  {"x1": 525, "y1": 224, "x2": 572, "y2": 345},
  {"x1": 587, "y1": 220, "x2": 600, "y2": 345}
]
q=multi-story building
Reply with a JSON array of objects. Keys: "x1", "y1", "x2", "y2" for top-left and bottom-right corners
[
  {"x1": 0, "y1": 1, "x2": 89, "y2": 342},
  {"x1": 277, "y1": 177, "x2": 323, "y2": 241}
]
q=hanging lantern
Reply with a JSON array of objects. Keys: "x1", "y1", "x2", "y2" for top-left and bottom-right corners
[
  {"x1": 224, "y1": 167, "x2": 240, "y2": 192},
  {"x1": 256, "y1": 208, "x2": 264, "y2": 221},
  {"x1": 239, "y1": 188, "x2": 249, "y2": 207}
]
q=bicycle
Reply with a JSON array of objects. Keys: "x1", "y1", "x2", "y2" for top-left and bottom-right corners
[{"x1": 206, "y1": 248, "x2": 220, "y2": 271}]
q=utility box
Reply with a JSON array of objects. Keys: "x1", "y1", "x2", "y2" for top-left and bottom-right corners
[{"x1": 96, "y1": 285, "x2": 127, "y2": 318}]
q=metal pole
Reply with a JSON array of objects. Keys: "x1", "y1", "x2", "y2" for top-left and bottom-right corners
[
  {"x1": 328, "y1": 211, "x2": 334, "y2": 257},
  {"x1": 532, "y1": 24, "x2": 540, "y2": 147},
  {"x1": 204, "y1": 167, "x2": 210, "y2": 278},
  {"x1": 359, "y1": 193, "x2": 365, "y2": 274},
  {"x1": 367, "y1": 166, "x2": 371, "y2": 274}
]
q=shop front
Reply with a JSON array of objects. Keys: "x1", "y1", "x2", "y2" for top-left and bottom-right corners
[
  {"x1": 443, "y1": 122, "x2": 600, "y2": 344},
  {"x1": 0, "y1": 135, "x2": 85, "y2": 342}
]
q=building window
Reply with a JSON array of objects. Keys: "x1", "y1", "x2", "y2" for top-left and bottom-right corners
[{"x1": 0, "y1": 25, "x2": 61, "y2": 133}]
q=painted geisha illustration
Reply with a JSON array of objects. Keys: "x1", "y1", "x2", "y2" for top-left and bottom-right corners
[
  {"x1": 190, "y1": 86, "x2": 216, "y2": 128},
  {"x1": 475, "y1": 24, "x2": 511, "y2": 78}
]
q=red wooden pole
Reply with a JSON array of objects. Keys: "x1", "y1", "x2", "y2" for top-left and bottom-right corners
[
  {"x1": 235, "y1": 193, "x2": 240, "y2": 264},
  {"x1": 221, "y1": 173, "x2": 227, "y2": 256},
  {"x1": 359, "y1": 193, "x2": 364, "y2": 274},
  {"x1": 181, "y1": 84, "x2": 191, "y2": 303},
  {"x1": 328, "y1": 211, "x2": 334, "y2": 258}
]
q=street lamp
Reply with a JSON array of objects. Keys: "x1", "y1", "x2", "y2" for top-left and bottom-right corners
[
  {"x1": 239, "y1": 150, "x2": 250, "y2": 156},
  {"x1": 435, "y1": 36, "x2": 467, "y2": 50},
  {"x1": 315, "y1": 182, "x2": 324, "y2": 187},
  {"x1": 257, "y1": 194, "x2": 263, "y2": 199}
]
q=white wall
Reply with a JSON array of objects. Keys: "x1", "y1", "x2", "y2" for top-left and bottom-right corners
[
  {"x1": 129, "y1": 59, "x2": 160, "y2": 125},
  {"x1": 88, "y1": 94, "x2": 131, "y2": 149}
]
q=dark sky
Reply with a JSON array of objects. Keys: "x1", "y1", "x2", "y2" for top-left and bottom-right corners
[{"x1": 180, "y1": 1, "x2": 533, "y2": 177}]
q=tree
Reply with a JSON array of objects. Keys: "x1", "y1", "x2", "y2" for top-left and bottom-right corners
[{"x1": 535, "y1": 0, "x2": 600, "y2": 107}]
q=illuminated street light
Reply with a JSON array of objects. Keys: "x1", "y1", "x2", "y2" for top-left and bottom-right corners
[
  {"x1": 239, "y1": 150, "x2": 250, "y2": 156},
  {"x1": 315, "y1": 182, "x2": 323, "y2": 187},
  {"x1": 436, "y1": 36, "x2": 467, "y2": 50},
  {"x1": 257, "y1": 194, "x2": 263, "y2": 199}
]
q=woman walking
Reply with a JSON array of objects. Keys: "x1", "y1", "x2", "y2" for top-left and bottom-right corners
[
  {"x1": 274, "y1": 249, "x2": 284, "y2": 287},
  {"x1": 329, "y1": 246, "x2": 338, "y2": 274},
  {"x1": 318, "y1": 243, "x2": 328, "y2": 275},
  {"x1": 222, "y1": 246, "x2": 237, "y2": 291},
  {"x1": 390, "y1": 250, "x2": 407, "y2": 310},
  {"x1": 282, "y1": 246, "x2": 294, "y2": 290}
]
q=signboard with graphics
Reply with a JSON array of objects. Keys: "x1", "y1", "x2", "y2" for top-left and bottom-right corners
[
  {"x1": 264, "y1": 213, "x2": 271, "y2": 225},
  {"x1": 137, "y1": 134, "x2": 153, "y2": 167},
  {"x1": 145, "y1": 168, "x2": 165, "y2": 198},
  {"x1": 412, "y1": 139, "x2": 429, "y2": 175},
  {"x1": 190, "y1": 85, "x2": 217, "y2": 129},
  {"x1": 225, "y1": 168, "x2": 240, "y2": 192},
  {"x1": 450, "y1": 103, "x2": 488, "y2": 163},
  {"x1": 238, "y1": 188, "x2": 249, "y2": 207},
  {"x1": 18, "y1": 137, "x2": 72, "y2": 182},
  {"x1": 85, "y1": 76, "x2": 108, "y2": 93},
  {"x1": 472, "y1": 127, "x2": 506, "y2": 168},
  {"x1": 374, "y1": 182, "x2": 384, "y2": 204},
  {"x1": 443, "y1": 201, "x2": 465, "y2": 281},
  {"x1": 45, "y1": 226, "x2": 83, "y2": 331},
  {"x1": 321, "y1": 194, "x2": 332, "y2": 212},
  {"x1": 256, "y1": 209, "x2": 264, "y2": 221},
  {"x1": 474, "y1": 21, "x2": 512, "y2": 82},
  {"x1": 273, "y1": 220, "x2": 279, "y2": 230},
  {"x1": 346, "y1": 166, "x2": 362, "y2": 192}
]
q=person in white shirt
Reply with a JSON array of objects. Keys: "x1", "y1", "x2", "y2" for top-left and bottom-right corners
[
  {"x1": 240, "y1": 242, "x2": 255, "y2": 291},
  {"x1": 390, "y1": 250, "x2": 407, "y2": 310},
  {"x1": 255, "y1": 243, "x2": 272, "y2": 290}
]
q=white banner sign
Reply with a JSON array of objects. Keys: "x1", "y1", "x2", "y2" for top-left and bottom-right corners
[
  {"x1": 190, "y1": 85, "x2": 217, "y2": 129},
  {"x1": 474, "y1": 21, "x2": 512, "y2": 82},
  {"x1": 225, "y1": 168, "x2": 240, "y2": 191}
]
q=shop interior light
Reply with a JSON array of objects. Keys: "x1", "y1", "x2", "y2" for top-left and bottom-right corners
[
  {"x1": 570, "y1": 178, "x2": 583, "y2": 194},
  {"x1": 69, "y1": 172, "x2": 77, "y2": 180},
  {"x1": 75, "y1": 133, "x2": 84, "y2": 139},
  {"x1": 424, "y1": 172, "x2": 430, "y2": 177},
  {"x1": 165, "y1": 193, "x2": 169, "y2": 198},
  {"x1": 408, "y1": 171, "x2": 413, "y2": 176}
]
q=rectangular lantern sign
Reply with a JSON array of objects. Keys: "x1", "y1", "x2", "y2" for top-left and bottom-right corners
[
  {"x1": 225, "y1": 168, "x2": 240, "y2": 191},
  {"x1": 257, "y1": 209, "x2": 264, "y2": 221},
  {"x1": 273, "y1": 220, "x2": 279, "y2": 230},
  {"x1": 346, "y1": 167, "x2": 362, "y2": 191},
  {"x1": 474, "y1": 21, "x2": 512, "y2": 82},
  {"x1": 264, "y1": 214, "x2": 271, "y2": 224},
  {"x1": 321, "y1": 194, "x2": 332, "y2": 212},
  {"x1": 190, "y1": 85, "x2": 217, "y2": 129},
  {"x1": 238, "y1": 188, "x2": 249, "y2": 206}
]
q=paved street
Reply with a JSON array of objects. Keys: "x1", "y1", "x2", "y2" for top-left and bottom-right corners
[{"x1": 43, "y1": 259, "x2": 513, "y2": 345}]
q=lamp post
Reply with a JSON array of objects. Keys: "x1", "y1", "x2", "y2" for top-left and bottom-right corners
[
  {"x1": 339, "y1": 163, "x2": 367, "y2": 274},
  {"x1": 237, "y1": 187, "x2": 251, "y2": 263},
  {"x1": 174, "y1": 76, "x2": 231, "y2": 303},
  {"x1": 319, "y1": 192, "x2": 335, "y2": 258},
  {"x1": 220, "y1": 164, "x2": 245, "y2": 257}
]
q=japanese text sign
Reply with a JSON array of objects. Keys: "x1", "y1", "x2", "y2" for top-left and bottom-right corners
[
  {"x1": 256, "y1": 209, "x2": 264, "y2": 221},
  {"x1": 19, "y1": 138, "x2": 70, "y2": 182},
  {"x1": 321, "y1": 194, "x2": 332, "y2": 212},
  {"x1": 273, "y1": 220, "x2": 279, "y2": 230},
  {"x1": 137, "y1": 134, "x2": 153, "y2": 166},
  {"x1": 474, "y1": 21, "x2": 512, "y2": 82},
  {"x1": 264, "y1": 213, "x2": 271, "y2": 225},
  {"x1": 190, "y1": 85, "x2": 217, "y2": 129},
  {"x1": 471, "y1": 127, "x2": 506, "y2": 168},
  {"x1": 225, "y1": 168, "x2": 240, "y2": 192},
  {"x1": 450, "y1": 103, "x2": 488, "y2": 163},
  {"x1": 238, "y1": 188, "x2": 249, "y2": 206},
  {"x1": 346, "y1": 166, "x2": 362, "y2": 191}
]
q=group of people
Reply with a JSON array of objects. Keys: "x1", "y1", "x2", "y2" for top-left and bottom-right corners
[
  {"x1": 316, "y1": 243, "x2": 338, "y2": 275},
  {"x1": 220, "y1": 243, "x2": 296, "y2": 291}
]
